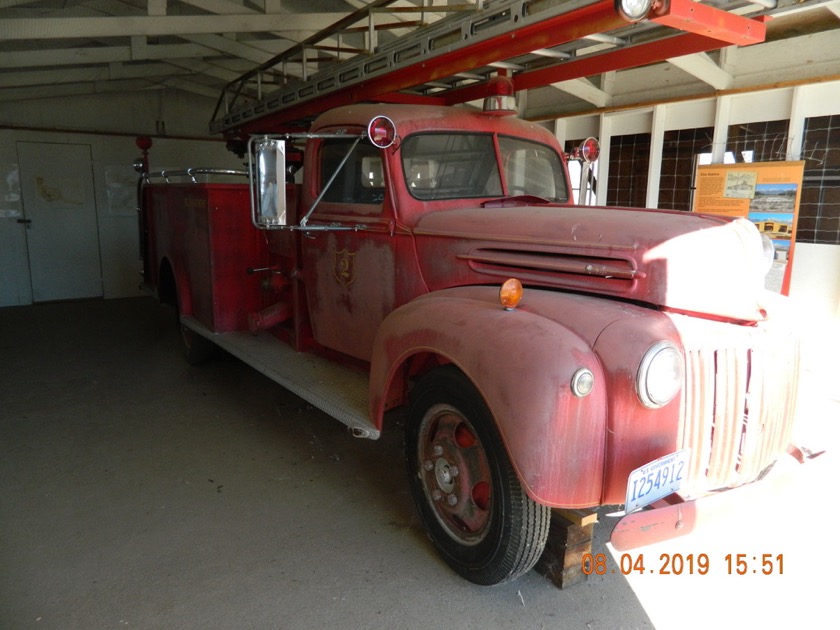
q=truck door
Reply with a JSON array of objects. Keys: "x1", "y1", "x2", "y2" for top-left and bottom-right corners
[{"x1": 300, "y1": 137, "x2": 396, "y2": 362}]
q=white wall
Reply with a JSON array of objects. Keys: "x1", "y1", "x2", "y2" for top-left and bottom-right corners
[{"x1": 0, "y1": 88, "x2": 243, "y2": 307}]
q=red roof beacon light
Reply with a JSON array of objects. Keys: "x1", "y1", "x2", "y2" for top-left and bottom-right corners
[
  {"x1": 483, "y1": 75, "x2": 517, "y2": 116},
  {"x1": 134, "y1": 135, "x2": 153, "y2": 173},
  {"x1": 368, "y1": 116, "x2": 398, "y2": 149}
]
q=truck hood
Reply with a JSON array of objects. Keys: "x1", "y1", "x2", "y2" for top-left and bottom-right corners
[{"x1": 412, "y1": 205, "x2": 771, "y2": 322}]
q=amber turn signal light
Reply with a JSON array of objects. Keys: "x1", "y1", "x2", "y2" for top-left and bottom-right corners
[{"x1": 499, "y1": 278, "x2": 523, "y2": 310}]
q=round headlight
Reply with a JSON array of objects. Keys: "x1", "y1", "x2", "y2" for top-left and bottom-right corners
[
  {"x1": 615, "y1": 0, "x2": 654, "y2": 22},
  {"x1": 637, "y1": 341, "x2": 683, "y2": 408}
]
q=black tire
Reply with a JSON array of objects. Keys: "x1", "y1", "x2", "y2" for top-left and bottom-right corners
[
  {"x1": 405, "y1": 366, "x2": 550, "y2": 585},
  {"x1": 180, "y1": 322, "x2": 215, "y2": 365}
]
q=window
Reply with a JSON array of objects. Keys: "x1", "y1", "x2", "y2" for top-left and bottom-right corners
[
  {"x1": 607, "y1": 132, "x2": 650, "y2": 208},
  {"x1": 319, "y1": 139, "x2": 385, "y2": 205},
  {"x1": 800, "y1": 114, "x2": 840, "y2": 245},
  {"x1": 660, "y1": 127, "x2": 713, "y2": 211},
  {"x1": 498, "y1": 136, "x2": 569, "y2": 202},
  {"x1": 401, "y1": 133, "x2": 501, "y2": 200},
  {"x1": 401, "y1": 133, "x2": 568, "y2": 202}
]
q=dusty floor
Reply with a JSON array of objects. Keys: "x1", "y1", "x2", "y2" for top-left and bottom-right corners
[{"x1": 0, "y1": 297, "x2": 836, "y2": 630}]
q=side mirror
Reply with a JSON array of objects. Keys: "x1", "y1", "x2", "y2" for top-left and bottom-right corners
[{"x1": 251, "y1": 137, "x2": 288, "y2": 228}]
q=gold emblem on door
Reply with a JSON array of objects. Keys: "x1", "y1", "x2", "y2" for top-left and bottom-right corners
[{"x1": 334, "y1": 249, "x2": 356, "y2": 287}]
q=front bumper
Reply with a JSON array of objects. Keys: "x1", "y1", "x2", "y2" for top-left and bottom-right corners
[{"x1": 610, "y1": 445, "x2": 827, "y2": 551}]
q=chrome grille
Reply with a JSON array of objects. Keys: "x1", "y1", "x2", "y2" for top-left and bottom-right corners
[{"x1": 669, "y1": 312, "x2": 800, "y2": 497}]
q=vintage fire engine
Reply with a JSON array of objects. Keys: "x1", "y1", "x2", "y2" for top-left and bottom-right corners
[{"x1": 137, "y1": 0, "x2": 803, "y2": 586}]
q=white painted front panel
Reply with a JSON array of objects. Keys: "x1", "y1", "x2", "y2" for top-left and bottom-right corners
[{"x1": 17, "y1": 142, "x2": 102, "y2": 302}]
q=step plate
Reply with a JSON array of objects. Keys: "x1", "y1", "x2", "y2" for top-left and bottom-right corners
[{"x1": 182, "y1": 316, "x2": 379, "y2": 439}]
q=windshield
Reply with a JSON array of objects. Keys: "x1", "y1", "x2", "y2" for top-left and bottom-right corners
[
  {"x1": 401, "y1": 132, "x2": 568, "y2": 202},
  {"x1": 498, "y1": 136, "x2": 569, "y2": 202},
  {"x1": 401, "y1": 133, "x2": 501, "y2": 200}
]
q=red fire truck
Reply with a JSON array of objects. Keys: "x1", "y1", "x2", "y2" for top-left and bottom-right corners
[{"x1": 137, "y1": 0, "x2": 803, "y2": 586}]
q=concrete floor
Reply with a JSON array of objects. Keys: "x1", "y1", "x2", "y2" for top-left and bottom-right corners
[{"x1": 1, "y1": 297, "x2": 836, "y2": 630}]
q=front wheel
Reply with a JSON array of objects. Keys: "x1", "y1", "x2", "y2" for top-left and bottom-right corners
[{"x1": 405, "y1": 366, "x2": 550, "y2": 585}]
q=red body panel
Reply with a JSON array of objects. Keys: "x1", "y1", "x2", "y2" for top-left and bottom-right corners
[
  {"x1": 149, "y1": 184, "x2": 269, "y2": 332},
  {"x1": 412, "y1": 206, "x2": 769, "y2": 322}
]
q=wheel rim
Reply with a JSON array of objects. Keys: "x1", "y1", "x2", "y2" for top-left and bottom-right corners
[{"x1": 417, "y1": 404, "x2": 493, "y2": 546}]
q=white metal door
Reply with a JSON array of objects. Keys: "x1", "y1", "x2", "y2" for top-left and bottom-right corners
[{"x1": 17, "y1": 142, "x2": 102, "y2": 302}]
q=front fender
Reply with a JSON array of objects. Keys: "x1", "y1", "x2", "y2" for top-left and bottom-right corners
[
  {"x1": 593, "y1": 315, "x2": 683, "y2": 504},
  {"x1": 370, "y1": 287, "x2": 607, "y2": 508}
]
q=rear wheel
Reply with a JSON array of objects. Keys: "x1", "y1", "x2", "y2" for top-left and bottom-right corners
[
  {"x1": 180, "y1": 322, "x2": 215, "y2": 365},
  {"x1": 405, "y1": 366, "x2": 550, "y2": 585},
  {"x1": 157, "y1": 262, "x2": 214, "y2": 365}
]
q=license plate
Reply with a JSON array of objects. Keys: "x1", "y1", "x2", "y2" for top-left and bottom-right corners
[{"x1": 625, "y1": 449, "x2": 691, "y2": 513}]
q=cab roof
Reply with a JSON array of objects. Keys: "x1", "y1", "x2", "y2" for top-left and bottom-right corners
[{"x1": 310, "y1": 103, "x2": 556, "y2": 145}]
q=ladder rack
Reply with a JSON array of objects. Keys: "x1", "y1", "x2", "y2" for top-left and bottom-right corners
[{"x1": 210, "y1": 0, "x2": 769, "y2": 136}]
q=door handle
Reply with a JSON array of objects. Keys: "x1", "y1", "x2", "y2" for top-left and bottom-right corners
[{"x1": 17, "y1": 218, "x2": 32, "y2": 228}]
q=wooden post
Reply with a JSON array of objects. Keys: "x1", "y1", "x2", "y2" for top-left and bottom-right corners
[{"x1": 535, "y1": 508, "x2": 598, "y2": 589}]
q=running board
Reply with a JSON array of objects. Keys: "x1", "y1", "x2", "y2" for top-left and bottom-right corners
[{"x1": 181, "y1": 316, "x2": 380, "y2": 439}]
